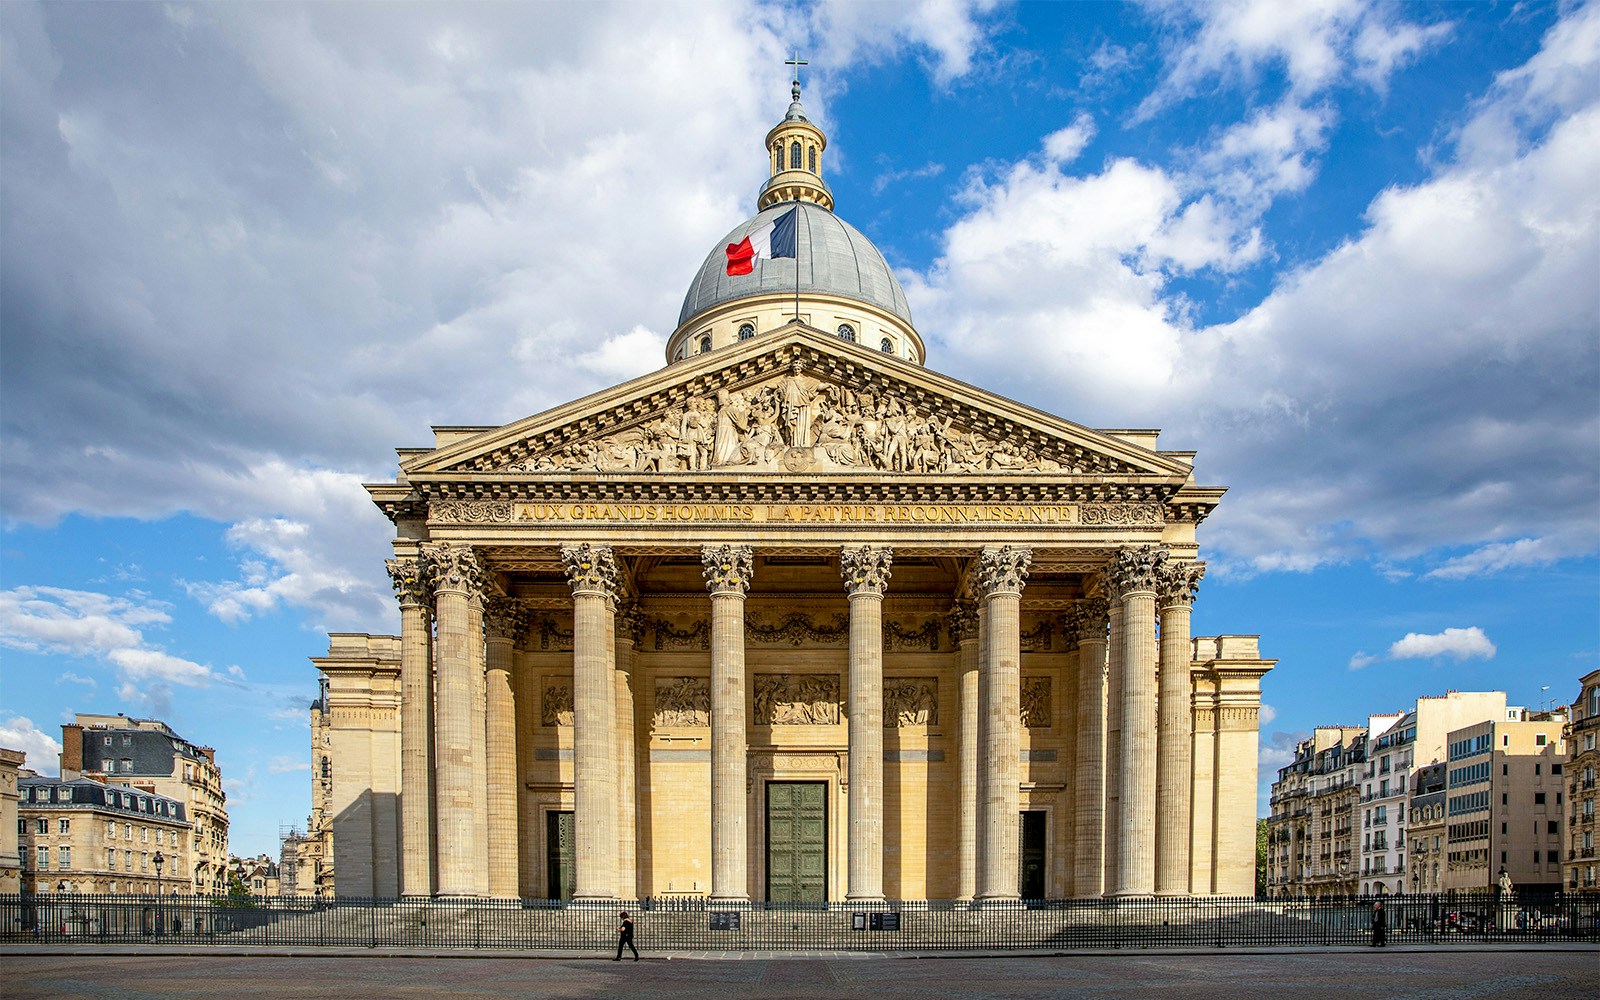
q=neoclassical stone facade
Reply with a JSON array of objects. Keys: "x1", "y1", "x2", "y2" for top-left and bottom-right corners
[{"x1": 316, "y1": 80, "x2": 1273, "y2": 902}]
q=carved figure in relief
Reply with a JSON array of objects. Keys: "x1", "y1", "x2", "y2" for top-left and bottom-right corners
[
  {"x1": 654, "y1": 677, "x2": 710, "y2": 727},
  {"x1": 754, "y1": 674, "x2": 840, "y2": 725},
  {"x1": 884, "y1": 678, "x2": 938, "y2": 727},
  {"x1": 1020, "y1": 677, "x2": 1052, "y2": 728},
  {"x1": 713, "y1": 389, "x2": 749, "y2": 466},
  {"x1": 541, "y1": 684, "x2": 574, "y2": 727}
]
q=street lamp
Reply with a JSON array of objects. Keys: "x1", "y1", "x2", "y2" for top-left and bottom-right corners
[{"x1": 153, "y1": 852, "x2": 165, "y2": 937}]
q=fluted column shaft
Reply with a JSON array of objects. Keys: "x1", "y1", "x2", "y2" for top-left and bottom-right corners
[
  {"x1": 951, "y1": 603, "x2": 980, "y2": 902},
  {"x1": 484, "y1": 597, "x2": 528, "y2": 900},
  {"x1": 1072, "y1": 600, "x2": 1109, "y2": 898},
  {"x1": 564, "y1": 544, "x2": 620, "y2": 901},
  {"x1": 1111, "y1": 546, "x2": 1166, "y2": 897},
  {"x1": 1155, "y1": 562, "x2": 1203, "y2": 896},
  {"x1": 425, "y1": 542, "x2": 484, "y2": 897},
  {"x1": 704, "y1": 544, "x2": 753, "y2": 903},
  {"x1": 842, "y1": 545, "x2": 892, "y2": 902},
  {"x1": 467, "y1": 594, "x2": 489, "y2": 896},
  {"x1": 388, "y1": 556, "x2": 435, "y2": 898},
  {"x1": 976, "y1": 546, "x2": 1031, "y2": 902},
  {"x1": 1102, "y1": 592, "x2": 1124, "y2": 893},
  {"x1": 615, "y1": 605, "x2": 643, "y2": 901}
]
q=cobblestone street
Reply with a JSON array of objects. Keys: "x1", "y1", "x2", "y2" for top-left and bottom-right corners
[{"x1": 6, "y1": 948, "x2": 1596, "y2": 999}]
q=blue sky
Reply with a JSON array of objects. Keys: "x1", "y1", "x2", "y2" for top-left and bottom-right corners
[{"x1": 2, "y1": 1, "x2": 1596, "y2": 860}]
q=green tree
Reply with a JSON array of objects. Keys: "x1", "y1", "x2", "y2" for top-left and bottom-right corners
[
  {"x1": 222, "y1": 871, "x2": 256, "y2": 909},
  {"x1": 1255, "y1": 818, "x2": 1269, "y2": 898}
]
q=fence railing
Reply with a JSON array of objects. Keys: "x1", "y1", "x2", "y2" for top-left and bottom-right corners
[{"x1": 2, "y1": 891, "x2": 1596, "y2": 952}]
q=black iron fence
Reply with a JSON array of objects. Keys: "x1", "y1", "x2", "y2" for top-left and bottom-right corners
[{"x1": 2, "y1": 891, "x2": 1596, "y2": 952}]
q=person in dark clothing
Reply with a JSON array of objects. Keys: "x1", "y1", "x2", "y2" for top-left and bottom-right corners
[
  {"x1": 614, "y1": 910, "x2": 638, "y2": 961},
  {"x1": 1371, "y1": 900, "x2": 1387, "y2": 947}
]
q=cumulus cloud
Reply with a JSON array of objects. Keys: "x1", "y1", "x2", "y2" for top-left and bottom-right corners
[
  {"x1": 1350, "y1": 626, "x2": 1497, "y2": 670},
  {"x1": 267, "y1": 754, "x2": 310, "y2": 775},
  {"x1": 0, "y1": 716, "x2": 63, "y2": 775},
  {"x1": 919, "y1": 2, "x2": 1600, "y2": 575}
]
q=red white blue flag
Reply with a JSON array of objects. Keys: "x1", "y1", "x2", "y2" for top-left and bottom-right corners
[{"x1": 725, "y1": 207, "x2": 799, "y2": 276}]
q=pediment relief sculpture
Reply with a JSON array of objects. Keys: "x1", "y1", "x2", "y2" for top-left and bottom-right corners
[{"x1": 492, "y1": 372, "x2": 1098, "y2": 477}]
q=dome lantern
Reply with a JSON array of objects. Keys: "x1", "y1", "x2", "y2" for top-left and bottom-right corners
[{"x1": 758, "y1": 54, "x2": 833, "y2": 212}]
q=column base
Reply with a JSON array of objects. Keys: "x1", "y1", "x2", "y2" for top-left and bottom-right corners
[
  {"x1": 571, "y1": 894, "x2": 620, "y2": 908},
  {"x1": 845, "y1": 893, "x2": 887, "y2": 906},
  {"x1": 707, "y1": 894, "x2": 750, "y2": 907},
  {"x1": 972, "y1": 894, "x2": 1023, "y2": 910}
]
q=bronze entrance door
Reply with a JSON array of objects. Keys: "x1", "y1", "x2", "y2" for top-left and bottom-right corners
[
  {"x1": 546, "y1": 810, "x2": 575, "y2": 900},
  {"x1": 1019, "y1": 810, "x2": 1047, "y2": 899},
  {"x1": 766, "y1": 781, "x2": 827, "y2": 903}
]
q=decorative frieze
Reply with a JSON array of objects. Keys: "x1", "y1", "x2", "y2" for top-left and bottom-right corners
[
  {"x1": 883, "y1": 677, "x2": 938, "y2": 727},
  {"x1": 385, "y1": 556, "x2": 432, "y2": 608},
  {"x1": 653, "y1": 677, "x2": 711, "y2": 727},
  {"x1": 429, "y1": 500, "x2": 515, "y2": 524},
  {"x1": 745, "y1": 612, "x2": 849, "y2": 646},
  {"x1": 560, "y1": 542, "x2": 619, "y2": 598},
  {"x1": 883, "y1": 618, "x2": 941, "y2": 652},
  {"x1": 702, "y1": 544, "x2": 754, "y2": 595},
  {"x1": 536, "y1": 616, "x2": 575, "y2": 651},
  {"x1": 1079, "y1": 503, "x2": 1163, "y2": 525},
  {"x1": 1020, "y1": 619, "x2": 1055, "y2": 652},
  {"x1": 976, "y1": 545, "x2": 1032, "y2": 597},
  {"x1": 646, "y1": 616, "x2": 711, "y2": 651},
  {"x1": 753, "y1": 673, "x2": 841, "y2": 725},
  {"x1": 1020, "y1": 677, "x2": 1052, "y2": 729},
  {"x1": 840, "y1": 544, "x2": 893, "y2": 596},
  {"x1": 540, "y1": 680, "x2": 574, "y2": 727}
]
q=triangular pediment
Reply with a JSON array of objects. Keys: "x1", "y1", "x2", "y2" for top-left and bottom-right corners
[{"x1": 401, "y1": 324, "x2": 1193, "y2": 486}]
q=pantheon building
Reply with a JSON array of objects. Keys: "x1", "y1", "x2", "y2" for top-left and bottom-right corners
[{"x1": 317, "y1": 82, "x2": 1273, "y2": 905}]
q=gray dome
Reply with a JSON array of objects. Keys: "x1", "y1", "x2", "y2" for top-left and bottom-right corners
[{"x1": 678, "y1": 202, "x2": 913, "y2": 329}]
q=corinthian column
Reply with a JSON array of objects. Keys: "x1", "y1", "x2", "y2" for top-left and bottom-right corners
[
  {"x1": 562, "y1": 543, "x2": 620, "y2": 901},
  {"x1": 387, "y1": 555, "x2": 435, "y2": 898},
  {"x1": 483, "y1": 595, "x2": 530, "y2": 900},
  {"x1": 703, "y1": 544, "x2": 753, "y2": 903},
  {"x1": 841, "y1": 544, "x2": 892, "y2": 902},
  {"x1": 1102, "y1": 568, "x2": 1123, "y2": 893},
  {"x1": 948, "y1": 601, "x2": 980, "y2": 902},
  {"x1": 615, "y1": 602, "x2": 645, "y2": 901},
  {"x1": 1110, "y1": 545, "x2": 1166, "y2": 897},
  {"x1": 1155, "y1": 561, "x2": 1203, "y2": 896},
  {"x1": 975, "y1": 545, "x2": 1030, "y2": 903},
  {"x1": 423, "y1": 542, "x2": 485, "y2": 897},
  {"x1": 1070, "y1": 598, "x2": 1109, "y2": 898}
]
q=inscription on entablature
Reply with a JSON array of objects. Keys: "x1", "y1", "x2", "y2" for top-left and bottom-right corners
[
  {"x1": 1020, "y1": 677, "x2": 1052, "y2": 729},
  {"x1": 653, "y1": 677, "x2": 710, "y2": 727},
  {"x1": 884, "y1": 677, "x2": 938, "y2": 727},
  {"x1": 753, "y1": 674, "x2": 841, "y2": 726},
  {"x1": 540, "y1": 680, "x2": 574, "y2": 727}
]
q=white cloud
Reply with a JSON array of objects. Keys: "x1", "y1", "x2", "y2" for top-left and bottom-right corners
[
  {"x1": 1259, "y1": 702, "x2": 1278, "y2": 725},
  {"x1": 1349, "y1": 651, "x2": 1380, "y2": 671},
  {"x1": 1042, "y1": 114, "x2": 1096, "y2": 165},
  {"x1": 1425, "y1": 537, "x2": 1573, "y2": 580},
  {"x1": 267, "y1": 755, "x2": 309, "y2": 775},
  {"x1": 1389, "y1": 626, "x2": 1496, "y2": 662},
  {"x1": 0, "y1": 716, "x2": 63, "y2": 775}
]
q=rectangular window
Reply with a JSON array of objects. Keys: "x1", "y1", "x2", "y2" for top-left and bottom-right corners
[
  {"x1": 58, "y1": 846, "x2": 70, "y2": 869},
  {"x1": 1536, "y1": 763, "x2": 1542, "y2": 775},
  {"x1": 122, "y1": 735, "x2": 131, "y2": 746},
  {"x1": 125, "y1": 823, "x2": 131, "y2": 839},
  {"x1": 140, "y1": 852, "x2": 148, "y2": 872},
  {"x1": 1536, "y1": 733, "x2": 1547, "y2": 746},
  {"x1": 106, "y1": 820, "x2": 115, "y2": 838},
  {"x1": 1553, "y1": 763, "x2": 1562, "y2": 774},
  {"x1": 101, "y1": 759, "x2": 113, "y2": 772},
  {"x1": 14, "y1": 818, "x2": 22, "y2": 836},
  {"x1": 124, "y1": 850, "x2": 132, "y2": 870},
  {"x1": 107, "y1": 849, "x2": 115, "y2": 870},
  {"x1": 58, "y1": 819, "x2": 69, "y2": 834},
  {"x1": 1535, "y1": 792, "x2": 1546, "y2": 805},
  {"x1": 37, "y1": 847, "x2": 48, "y2": 868},
  {"x1": 35, "y1": 818, "x2": 45, "y2": 834},
  {"x1": 1503, "y1": 822, "x2": 1508, "y2": 834},
  {"x1": 1501, "y1": 851, "x2": 1507, "y2": 864},
  {"x1": 1503, "y1": 764, "x2": 1509, "y2": 775},
  {"x1": 1548, "y1": 850, "x2": 1559, "y2": 863},
  {"x1": 1549, "y1": 820, "x2": 1559, "y2": 834},
  {"x1": 103, "y1": 736, "x2": 112, "y2": 746},
  {"x1": 141, "y1": 827, "x2": 148, "y2": 843},
  {"x1": 1503, "y1": 793, "x2": 1509, "y2": 805}
]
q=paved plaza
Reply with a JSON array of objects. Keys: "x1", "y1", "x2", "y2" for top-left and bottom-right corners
[{"x1": 5, "y1": 948, "x2": 1596, "y2": 999}]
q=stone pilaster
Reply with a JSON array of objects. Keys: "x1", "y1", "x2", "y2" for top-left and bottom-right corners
[
  {"x1": 1109, "y1": 545, "x2": 1166, "y2": 897},
  {"x1": 615, "y1": 602, "x2": 646, "y2": 901},
  {"x1": 1070, "y1": 598, "x2": 1109, "y2": 898},
  {"x1": 483, "y1": 595, "x2": 530, "y2": 900},
  {"x1": 841, "y1": 544, "x2": 892, "y2": 902},
  {"x1": 975, "y1": 545, "x2": 1030, "y2": 903},
  {"x1": 387, "y1": 555, "x2": 436, "y2": 898},
  {"x1": 422, "y1": 541, "x2": 486, "y2": 897},
  {"x1": 948, "y1": 601, "x2": 980, "y2": 902},
  {"x1": 563, "y1": 543, "x2": 620, "y2": 901},
  {"x1": 703, "y1": 543, "x2": 753, "y2": 903},
  {"x1": 1155, "y1": 561, "x2": 1203, "y2": 896}
]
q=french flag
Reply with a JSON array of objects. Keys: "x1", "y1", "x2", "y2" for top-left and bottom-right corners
[{"x1": 725, "y1": 207, "x2": 799, "y2": 276}]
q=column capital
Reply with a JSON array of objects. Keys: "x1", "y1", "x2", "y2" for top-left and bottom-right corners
[
  {"x1": 976, "y1": 545, "x2": 1031, "y2": 598},
  {"x1": 483, "y1": 595, "x2": 532, "y2": 645},
  {"x1": 1107, "y1": 544, "x2": 1167, "y2": 598},
  {"x1": 422, "y1": 541, "x2": 485, "y2": 598},
  {"x1": 386, "y1": 555, "x2": 433, "y2": 609},
  {"x1": 1157, "y1": 559, "x2": 1205, "y2": 609},
  {"x1": 840, "y1": 544, "x2": 893, "y2": 597},
  {"x1": 946, "y1": 600, "x2": 979, "y2": 645},
  {"x1": 702, "y1": 543, "x2": 754, "y2": 596},
  {"x1": 617, "y1": 600, "x2": 648, "y2": 647},
  {"x1": 561, "y1": 543, "x2": 619, "y2": 599}
]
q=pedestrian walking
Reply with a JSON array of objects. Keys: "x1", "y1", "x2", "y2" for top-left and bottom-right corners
[
  {"x1": 614, "y1": 910, "x2": 638, "y2": 961},
  {"x1": 1370, "y1": 899, "x2": 1387, "y2": 947}
]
